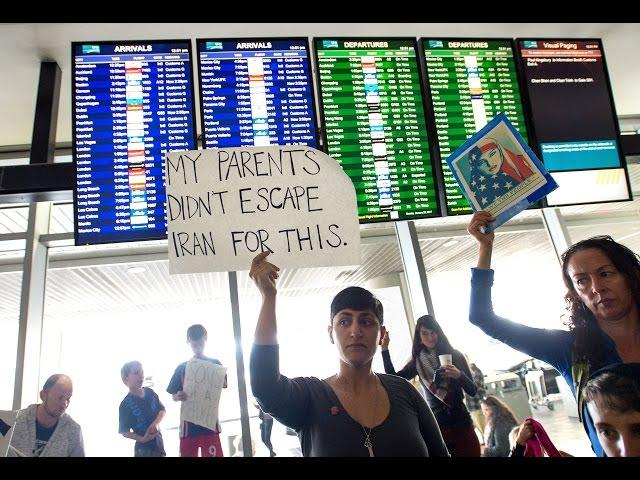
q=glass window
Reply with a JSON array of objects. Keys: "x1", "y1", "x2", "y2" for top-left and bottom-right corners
[
  {"x1": 49, "y1": 202, "x2": 74, "y2": 235},
  {"x1": 0, "y1": 270, "x2": 22, "y2": 408},
  {"x1": 563, "y1": 199, "x2": 640, "y2": 253},
  {"x1": 42, "y1": 258, "x2": 237, "y2": 457},
  {"x1": 0, "y1": 205, "x2": 30, "y2": 234},
  {"x1": 422, "y1": 221, "x2": 563, "y2": 375}
]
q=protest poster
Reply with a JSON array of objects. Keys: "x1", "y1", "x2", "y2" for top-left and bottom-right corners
[
  {"x1": 447, "y1": 113, "x2": 558, "y2": 232},
  {"x1": 166, "y1": 146, "x2": 360, "y2": 273}
]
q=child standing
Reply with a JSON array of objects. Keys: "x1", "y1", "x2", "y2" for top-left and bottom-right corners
[
  {"x1": 167, "y1": 324, "x2": 227, "y2": 457},
  {"x1": 119, "y1": 361, "x2": 166, "y2": 457}
]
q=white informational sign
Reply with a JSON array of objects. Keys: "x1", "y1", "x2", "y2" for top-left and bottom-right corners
[
  {"x1": 165, "y1": 146, "x2": 360, "y2": 274},
  {"x1": 181, "y1": 359, "x2": 227, "y2": 431},
  {"x1": 0, "y1": 410, "x2": 18, "y2": 457}
]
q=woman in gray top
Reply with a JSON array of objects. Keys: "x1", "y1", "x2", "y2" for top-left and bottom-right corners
[
  {"x1": 249, "y1": 251, "x2": 449, "y2": 457},
  {"x1": 481, "y1": 395, "x2": 519, "y2": 457}
]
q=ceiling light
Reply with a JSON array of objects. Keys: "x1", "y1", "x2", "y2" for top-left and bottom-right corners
[{"x1": 127, "y1": 266, "x2": 146, "y2": 274}]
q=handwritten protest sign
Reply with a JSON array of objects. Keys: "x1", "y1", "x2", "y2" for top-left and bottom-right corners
[
  {"x1": 181, "y1": 359, "x2": 227, "y2": 432},
  {"x1": 0, "y1": 410, "x2": 18, "y2": 457},
  {"x1": 446, "y1": 113, "x2": 558, "y2": 232},
  {"x1": 165, "y1": 145, "x2": 360, "y2": 274}
]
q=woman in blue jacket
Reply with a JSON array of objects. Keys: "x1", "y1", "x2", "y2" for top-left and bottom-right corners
[{"x1": 467, "y1": 210, "x2": 640, "y2": 456}]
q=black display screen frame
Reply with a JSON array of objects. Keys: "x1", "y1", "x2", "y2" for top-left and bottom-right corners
[
  {"x1": 514, "y1": 37, "x2": 632, "y2": 207},
  {"x1": 418, "y1": 37, "x2": 537, "y2": 216}
]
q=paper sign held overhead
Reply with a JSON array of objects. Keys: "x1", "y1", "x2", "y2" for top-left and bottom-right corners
[
  {"x1": 166, "y1": 146, "x2": 361, "y2": 274},
  {"x1": 446, "y1": 113, "x2": 558, "y2": 232}
]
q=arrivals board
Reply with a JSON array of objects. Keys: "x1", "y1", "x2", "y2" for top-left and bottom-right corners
[
  {"x1": 197, "y1": 38, "x2": 318, "y2": 148},
  {"x1": 315, "y1": 38, "x2": 440, "y2": 223},
  {"x1": 422, "y1": 38, "x2": 529, "y2": 215},
  {"x1": 72, "y1": 40, "x2": 197, "y2": 245}
]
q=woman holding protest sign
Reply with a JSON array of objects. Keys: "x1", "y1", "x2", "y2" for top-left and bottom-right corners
[
  {"x1": 249, "y1": 251, "x2": 449, "y2": 457},
  {"x1": 467, "y1": 210, "x2": 640, "y2": 456}
]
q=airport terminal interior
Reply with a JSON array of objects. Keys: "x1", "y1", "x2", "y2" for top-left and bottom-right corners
[{"x1": 1, "y1": 23, "x2": 639, "y2": 456}]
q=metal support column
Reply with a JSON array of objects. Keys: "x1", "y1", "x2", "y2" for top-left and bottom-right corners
[
  {"x1": 394, "y1": 220, "x2": 435, "y2": 319},
  {"x1": 398, "y1": 271, "x2": 416, "y2": 333},
  {"x1": 13, "y1": 202, "x2": 51, "y2": 409},
  {"x1": 228, "y1": 271, "x2": 253, "y2": 457},
  {"x1": 541, "y1": 207, "x2": 572, "y2": 265}
]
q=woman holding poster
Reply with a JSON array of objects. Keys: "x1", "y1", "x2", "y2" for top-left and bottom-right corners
[
  {"x1": 249, "y1": 252, "x2": 449, "y2": 457},
  {"x1": 467, "y1": 210, "x2": 640, "y2": 457}
]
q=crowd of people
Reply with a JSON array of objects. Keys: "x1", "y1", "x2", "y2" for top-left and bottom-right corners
[{"x1": 6, "y1": 212, "x2": 640, "y2": 458}]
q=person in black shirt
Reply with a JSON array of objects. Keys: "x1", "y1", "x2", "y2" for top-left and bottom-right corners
[
  {"x1": 249, "y1": 251, "x2": 449, "y2": 457},
  {"x1": 9, "y1": 374, "x2": 84, "y2": 457}
]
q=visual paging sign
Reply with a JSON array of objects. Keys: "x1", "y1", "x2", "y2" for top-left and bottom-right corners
[{"x1": 165, "y1": 145, "x2": 361, "y2": 274}]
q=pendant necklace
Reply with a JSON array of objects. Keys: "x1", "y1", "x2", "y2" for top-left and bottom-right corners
[{"x1": 362, "y1": 377, "x2": 379, "y2": 457}]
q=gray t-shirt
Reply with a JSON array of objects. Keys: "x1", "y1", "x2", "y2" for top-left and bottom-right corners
[{"x1": 250, "y1": 344, "x2": 449, "y2": 457}]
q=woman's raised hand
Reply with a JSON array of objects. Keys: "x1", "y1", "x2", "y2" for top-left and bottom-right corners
[
  {"x1": 467, "y1": 211, "x2": 496, "y2": 269},
  {"x1": 467, "y1": 211, "x2": 496, "y2": 246},
  {"x1": 249, "y1": 251, "x2": 280, "y2": 297}
]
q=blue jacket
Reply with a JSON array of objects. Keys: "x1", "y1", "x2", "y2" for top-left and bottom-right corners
[{"x1": 470, "y1": 268, "x2": 622, "y2": 457}]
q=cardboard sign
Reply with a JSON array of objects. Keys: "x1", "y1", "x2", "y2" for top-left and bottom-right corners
[{"x1": 166, "y1": 146, "x2": 361, "y2": 274}]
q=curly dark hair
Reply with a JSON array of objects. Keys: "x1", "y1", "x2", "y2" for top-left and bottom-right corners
[{"x1": 561, "y1": 236, "x2": 640, "y2": 367}]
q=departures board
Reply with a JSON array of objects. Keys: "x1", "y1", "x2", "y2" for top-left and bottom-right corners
[
  {"x1": 421, "y1": 38, "x2": 529, "y2": 215},
  {"x1": 315, "y1": 38, "x2": 441, "y2": 223}
]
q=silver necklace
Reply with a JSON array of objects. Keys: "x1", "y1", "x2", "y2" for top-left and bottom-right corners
[
  {"x1": 363, "y1": 426, "x2": 374, "y2": 457},
  {"x1": 362, "y1": 378, "x2": 379, "y2": 457}
]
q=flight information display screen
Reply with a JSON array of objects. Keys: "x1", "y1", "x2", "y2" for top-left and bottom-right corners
[
  {"x1": 315, "y1": 38, "x2": 440, "y2": 223},
  {"x1": 197, "y1": 38, "x2": 318, "y2": 148},
  {"x1": 73, "y1": 40, "x2": 197, "y2": 245},
  {"x1": 517, "y1": 39, "x2": 630, "y2": 206},
  {"x1": 422, "y1": 38, "x2": 529, "y2": 215}
]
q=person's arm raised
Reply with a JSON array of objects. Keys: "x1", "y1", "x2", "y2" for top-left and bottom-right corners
[
  {"x1": 467, "y1": 210, "x2": 572, "y2": 371},
  {"x1": 380, "y1": 330, "x2": 418, "y2": 380},
  {"x1": 250, "y1": 251, "x2": 280, "y2": 345},
  {"x1": 467, "y1": 211, "x2": 495, "y2": 270},
  {"x1": 249, "y1": 251, "x2": 311, "y2": 431}
]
